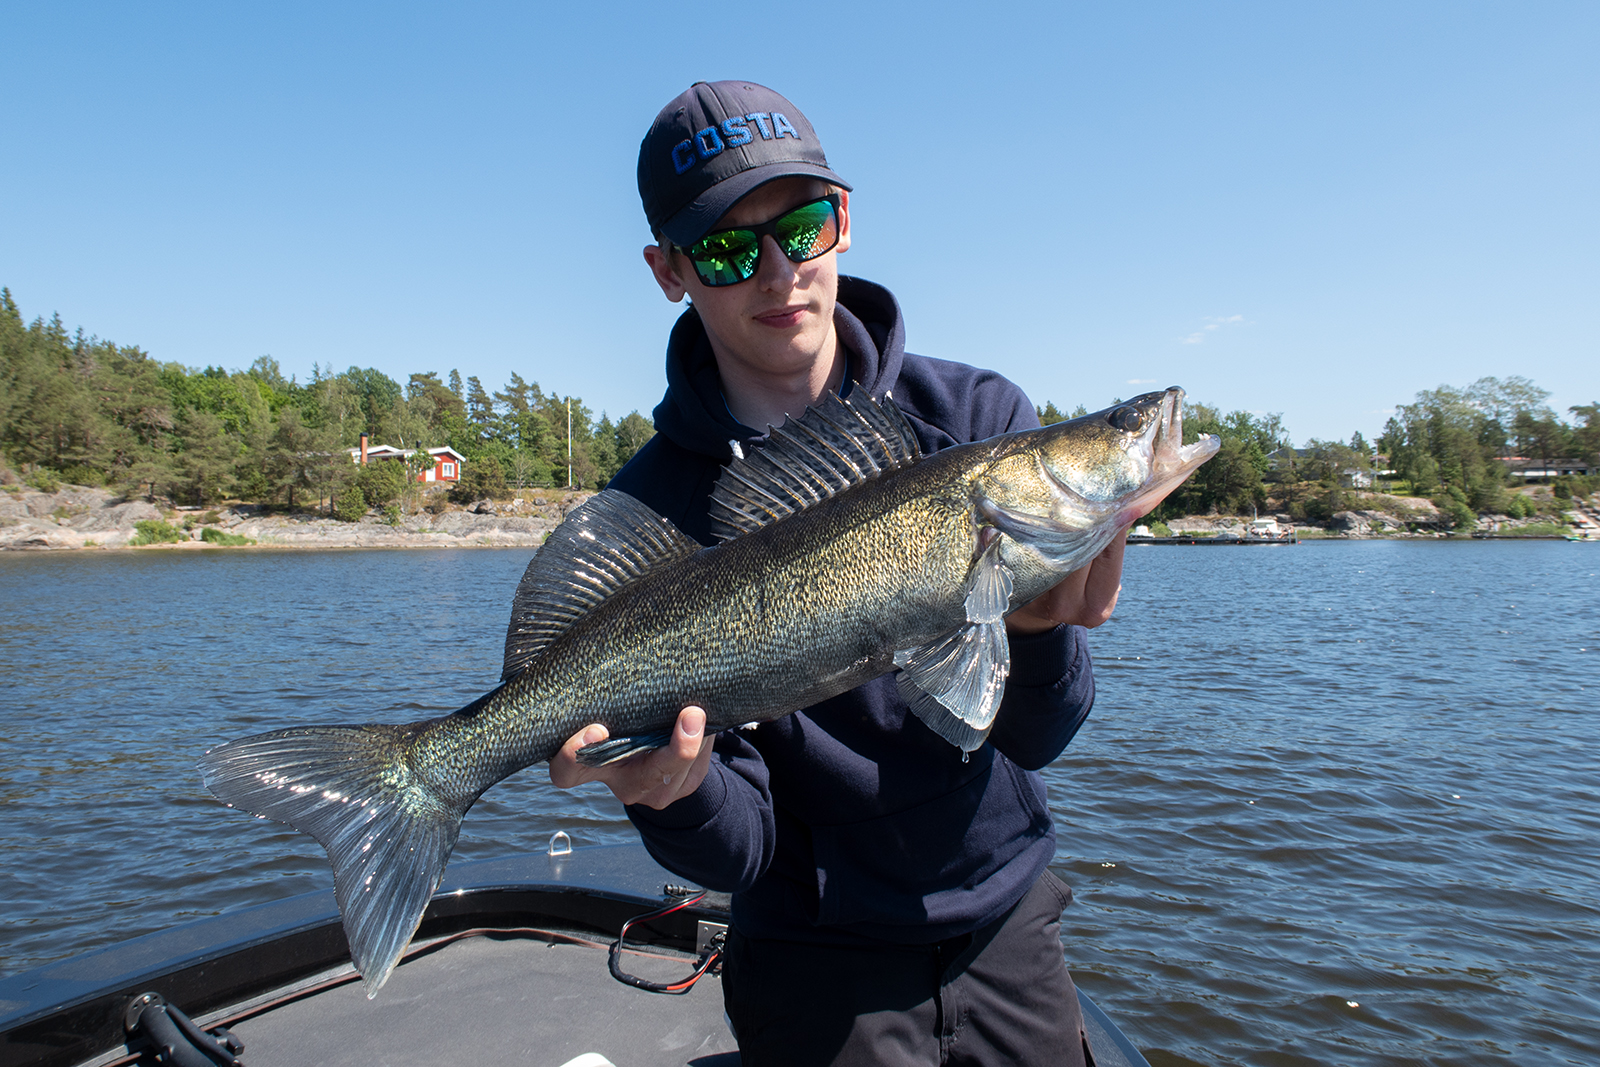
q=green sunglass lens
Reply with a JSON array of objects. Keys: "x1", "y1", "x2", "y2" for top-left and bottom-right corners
[
  {"x1": 776, "y1": 201, "x2": 838, "y2": 262},
  {"x1": 686, "y1": 231, "x2": 759, "y2": 286}
]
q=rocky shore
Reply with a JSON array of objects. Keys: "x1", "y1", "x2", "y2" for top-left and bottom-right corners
[
  {"x1": 4, "y1": 484, "x2": 1593, "y2": 551},
  {"x1": 1159, "y1": 489, "x2": 1596, "y2": 540},
  {"x1": 0, "y1": 485, "x2": 592, "y2": 551}
]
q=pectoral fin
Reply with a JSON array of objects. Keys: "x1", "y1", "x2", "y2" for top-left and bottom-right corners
[{"x1": 893, "y1": 537, "x2": 1014, "y2": 753}]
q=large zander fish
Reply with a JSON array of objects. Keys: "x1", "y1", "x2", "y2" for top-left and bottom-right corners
[{"x1": 200, "y1": 386, "x2": 1218, "y2": 994}]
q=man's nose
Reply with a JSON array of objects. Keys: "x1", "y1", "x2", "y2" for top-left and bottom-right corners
[{"x1": 755, "y1": 234, "x2": 797, "y2": 291}]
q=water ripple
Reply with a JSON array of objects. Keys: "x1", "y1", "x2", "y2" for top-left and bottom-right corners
[{"x1": 2, "y1": 542, "x2": 1597, "y2": 1065}]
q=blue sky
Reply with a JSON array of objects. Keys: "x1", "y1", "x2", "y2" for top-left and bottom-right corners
[{"x1": 3, "y1": 2, "x2": 1594, "y2": 445}]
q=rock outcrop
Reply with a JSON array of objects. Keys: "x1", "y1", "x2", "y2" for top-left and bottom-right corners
[{"x1": 0, "y1": 486, "x2": 590, "y2": 550}]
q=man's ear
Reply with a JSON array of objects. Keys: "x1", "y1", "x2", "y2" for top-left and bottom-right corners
[
  {"x1": 643, "y1": 243, "x2": 687, "y2": 303},
  {"x1": 835, "y1": 189, "x2": 852, "y2": 255}
]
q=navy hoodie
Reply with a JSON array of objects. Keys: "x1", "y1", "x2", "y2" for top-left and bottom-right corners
[{"x1": 608, "y1": 276, "x2": 1095, "y2": 944}]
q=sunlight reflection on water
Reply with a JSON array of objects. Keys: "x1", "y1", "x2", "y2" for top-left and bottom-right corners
[{"x1": 1, "y1": 542, "x2": 1596, "y2": 1066}]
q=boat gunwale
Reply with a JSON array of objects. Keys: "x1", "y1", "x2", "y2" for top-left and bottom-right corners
[{"x1": 0, "y1": 844, "x2": 717, "y2": 1067}]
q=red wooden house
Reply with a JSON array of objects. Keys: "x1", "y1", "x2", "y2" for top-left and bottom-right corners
[{"x1": 351, "y1": 434, "x2": 466, "y2": 483}]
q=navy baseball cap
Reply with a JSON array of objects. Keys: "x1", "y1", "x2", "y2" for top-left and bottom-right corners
[{"x1": 638, "y1": 81, "x2": 852, "y2": 247}]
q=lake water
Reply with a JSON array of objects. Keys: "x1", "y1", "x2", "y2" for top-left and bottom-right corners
[{"x1": 1, "y1": 541, "x2": 1596, "y2": 1066}]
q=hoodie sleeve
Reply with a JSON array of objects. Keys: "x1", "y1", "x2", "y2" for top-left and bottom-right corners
[
  {"x1": 623, "y1": 730, "x2": 776, "y2": 893},
  {"x1": 988, "y1": 623, "x2": 1095, "y2": 771}
]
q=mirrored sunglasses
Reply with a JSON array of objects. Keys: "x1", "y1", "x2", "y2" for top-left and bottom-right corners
[{"x1": 677, "y1": 195, "x2": 842, "y2": 287}]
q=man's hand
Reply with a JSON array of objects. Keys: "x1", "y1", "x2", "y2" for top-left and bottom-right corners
[
  {"x1": 549, "y1": 706, "x2": 717, "y2": 810},
  {"x1": 1005, "y1": 525, "x2": 1130, "y2": 634}
]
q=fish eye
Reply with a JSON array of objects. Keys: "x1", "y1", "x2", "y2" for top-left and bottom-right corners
[{"x1": 1108, "y1": 406, "x2": 1145, "y2": 432}]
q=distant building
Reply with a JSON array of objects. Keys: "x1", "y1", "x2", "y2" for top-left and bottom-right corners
[
  {"x1": 350, "y1": 434, "x2": 465, "y2": 483},
  {"x1": 1266, "y1": 446, "x2": 1376, "y2": 487},
  {"x1": 1496, "y1": 456, "x2": 1593, "y2": 481}
]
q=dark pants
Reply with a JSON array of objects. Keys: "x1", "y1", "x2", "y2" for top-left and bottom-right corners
[{"x1": 722, "y1": 871, "x2": 1092, "y2": 1066}]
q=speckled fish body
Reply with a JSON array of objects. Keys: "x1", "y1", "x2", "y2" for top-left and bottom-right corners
[{"x1": 199, "y1": 387, "x2": 1218, "y2": 995}]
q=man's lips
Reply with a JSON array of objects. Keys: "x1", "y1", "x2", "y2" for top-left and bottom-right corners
[{"x1": 754, "y1": 306, "x2": 808, "y2": 329}]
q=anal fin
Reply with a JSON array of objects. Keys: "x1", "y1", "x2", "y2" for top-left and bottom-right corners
[{"x1": 574, "y1": 729, "x2": 674, "y2": 767}]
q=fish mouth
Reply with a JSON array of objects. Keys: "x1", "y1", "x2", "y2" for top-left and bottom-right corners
[
  {"x1": 978, "y1": 388, "x2": 1219, "y2": 549},
  {"x1": 1113, "y1": 388, "x2": 1219, "y2": 524}
]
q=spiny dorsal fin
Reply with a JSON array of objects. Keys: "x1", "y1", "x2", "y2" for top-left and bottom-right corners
[
  {"x1": 502, "y1": 490, "x2": 701, "y2": 680},
  {"x1": 709, "y1": 388, "x2": 923, "y2": 543}
]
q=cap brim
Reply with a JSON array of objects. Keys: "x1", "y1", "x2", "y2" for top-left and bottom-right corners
[{"x1": 661, "y1": 163, "x2": 853, "y2": 247}]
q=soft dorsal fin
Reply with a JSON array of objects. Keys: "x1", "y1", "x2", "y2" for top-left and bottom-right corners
[
  {"x1": 502, "y1": 490, "x2": 701, "y2": 680},
  {"x1": 709, "y1": 388, "x2": 923, "y2": 543}
]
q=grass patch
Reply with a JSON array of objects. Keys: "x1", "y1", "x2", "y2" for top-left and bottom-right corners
[
  {"x1": 131, "y1": 519, "x2": 185, "y2": 545},
  {"x1": 1486, "y1": 523, "x2": 1570, "y2": 538},
  {"x1": 200, "y1": 527, "x2": 255, "y2": 546}
]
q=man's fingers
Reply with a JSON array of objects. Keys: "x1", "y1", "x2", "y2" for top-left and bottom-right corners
[
  {"x1": 551, "y1": 707, "x2": 717, "y2": 808},
  {"x1": 672, "y1": 706, "x2": 707, "y2": 760},
  {"x1": 643, "y1": 707, "x2": 710, "y2": 805}
]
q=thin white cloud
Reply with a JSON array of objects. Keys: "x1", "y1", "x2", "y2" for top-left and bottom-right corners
[
  {"x1": 1127, "y1": 378, "x2": 1157, "y2": 385},
  {"x1": 1180, "y1": 314, "x2": 1247, "y2": 345}
]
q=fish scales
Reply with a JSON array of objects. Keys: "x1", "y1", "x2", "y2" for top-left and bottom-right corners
[
  {"x1": 198, "y1": 387, "x2": 1219, "y2": 995},
  {"x1": 418, "y1": 454, "x2": 980, "y2": 795}
]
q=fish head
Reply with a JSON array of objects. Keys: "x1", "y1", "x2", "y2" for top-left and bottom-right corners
[{"x1": 976, "y1": 388, "x2": 1220, "y2": 579}]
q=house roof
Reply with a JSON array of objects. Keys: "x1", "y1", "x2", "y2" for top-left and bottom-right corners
[{"x1": 347, "y1": 444, "x2": 467, "y2": 463}]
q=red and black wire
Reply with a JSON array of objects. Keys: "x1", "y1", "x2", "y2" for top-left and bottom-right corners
[{"x1": 607, "y1": 890, "x2": 724, "y2": 994}]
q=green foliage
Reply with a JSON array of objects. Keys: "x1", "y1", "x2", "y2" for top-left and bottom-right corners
[
  {"x1": 199, "y1": 526, "x2": 254, "y2": 545},
  {"x1": 32, "y1": 289, "x2": 1590, "y2": 530},
  {"x1": 610, "y1": 411, "x2": 656, "y2": 481},
  {"x1": 333, "y1": 485, "x2": 367, "y2": 522},
  {"x1": 1432, "y1": 487, "x2": 1477, "y2": 530},
  {"x1": 1150, "y1": 402, "x2": 1286, "y2": 517},
  {"x1": 57, "y1": 464, "x2": 104, "y2": 487},
  {"x1": 1375, "y1": 377, "x2": 1592, "y2": 522},
  {"x1": 1570, "y1": 403, "x2": 1600, "y2": 462},
  {"x1": 131, "y1": 519, "x2": 184, "y2": 545},
  {"x1": 1146, "y1": 520, "x2": 1173, "y2": 537},
  {"x1": 355, "y1": 460, "x2": 409, "y2": 509},
  {"x1": 1, "y1": 289, "x2": 658, "y2": 508},
  {"x1": 450, "y1": 454, "x2": 509, "y2": 502},
  {"x1": 1495, "y1": 522, "x2": 1569, "y2": 537},
  {"x1": 25, "y1": 468, "x2": 60, "y2": 492}
]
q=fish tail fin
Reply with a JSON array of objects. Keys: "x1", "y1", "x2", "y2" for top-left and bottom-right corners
[{"x1": 197, "y1": 723, "x2": 469, "y2": 997}]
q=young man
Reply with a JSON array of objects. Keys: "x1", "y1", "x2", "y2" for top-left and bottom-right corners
[{"x1": 551, "y1": 81, "x2": 1127, "y2": 1065}]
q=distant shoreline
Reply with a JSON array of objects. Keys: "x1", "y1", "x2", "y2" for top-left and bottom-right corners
[
  {"x1": 3, "y1": 483, "x2": 1592, "y2": 552},
  {"x1": 1, "y1": 485, "x2": 592, "y2": 552}
]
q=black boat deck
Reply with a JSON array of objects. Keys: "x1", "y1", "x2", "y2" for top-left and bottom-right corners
[
  {"x1": 218, "y1": 933, "x2": 739, "y2": 1067},
  {"x1": 3, "y1": 845, "x2": 1149, "y2": 1067}
]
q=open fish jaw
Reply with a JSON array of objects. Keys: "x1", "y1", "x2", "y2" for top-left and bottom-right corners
[
  {"x1": 988, "y1": 388, "x2": 1219, "y2": 544},
  {"x1": 1116, "y1": 388, "x2": 1221, "y2": 522}
]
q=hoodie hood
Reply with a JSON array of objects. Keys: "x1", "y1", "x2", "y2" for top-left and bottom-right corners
[{"x1": 651, "y1": 276, "x2": 908, "y2": 459}]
